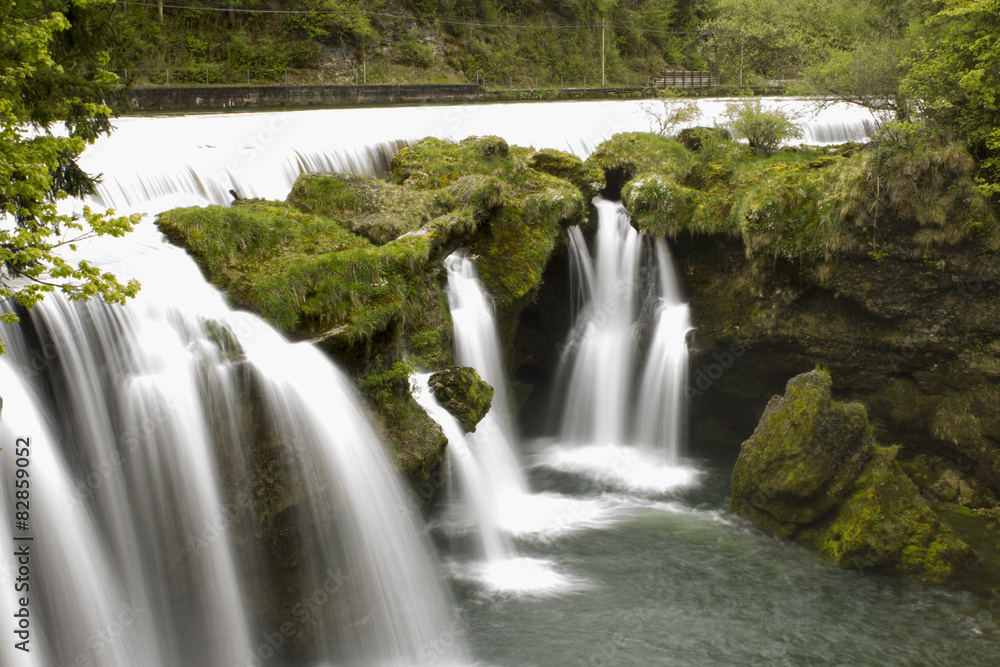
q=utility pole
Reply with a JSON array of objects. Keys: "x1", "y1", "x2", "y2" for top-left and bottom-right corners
[{"x1": 601, "y1": 19, "x2": 606, "y2": 88}]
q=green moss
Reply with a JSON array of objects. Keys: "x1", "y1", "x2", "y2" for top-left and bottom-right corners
[
  {"x1": 358, "y1": 359, "x2": 415, "y2": 404},
  {"x1": 731, "y1": 371, "x2": 873, "y2": 531},
  {"x1": 288, "y1": 172, "x2": 453, "y2": 245},
  {"x1": 585, "y1": 132, "x2": 694, "y2": 184},
  {"x1": 592, "y1": 129, "x2": 998, "y2": 269},
  {"x1": 203, "y1": 319, "x2": 245, "y2": 362},
  {"x1": 676, "y1": 126, "x2": 733, "y2": 153},
  {"x1": 390, "y1": 135, "x2": 519, "y2": 189},
  {"x1": 158, "y1": 200, "x2": 434, "y2": 345},
  {"x1": 798, "y1": 447, "x2": 975, "y2": 581},
  {"x1": 527, "y1": 148, "x2": 605, "y2": 200},
  {"x1": 732, "y1": 369, "x2": 975, "y2": 580},
  {"x1": 869, "y1": 135, "x2": 1000, "y2": 247},
  {"x1": 622, "y1": 172, "x2": 701, "y2": 237},
  {"x1": 354, "y1": 353, "x2": 448, "y2": 486},
  {"x1": 428, "y1": 366, "x2": 495, "y2": 432}
]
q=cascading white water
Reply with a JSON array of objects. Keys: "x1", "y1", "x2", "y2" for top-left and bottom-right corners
[
  {"x1": 413, "y1": 254, "x2": 605, "y2": 595},
  {"x1": 634, "y1": 239, "x2": 692, "y2": 463},
  {"x1": 560, "y1": 199, "x2": 644, "y2": 446},
  {"x1": 0, "y1": 98, "x2": 875, "y2": 660},
  {"x1": 240, "y1": 329, "x2": 469, "y2": 667},
  {"x1": 553, "y1": 197, "x2": 693, "y2": 471},
  {"x1": 412, "y1": 373, "x2": 514, "y2": 564},
  {"x1": 0, "y1": 295, "x2": 252, "y2": 667},
  {"x1": 78, "y1": 99, "x2": 875, "y2": 213},
  {"x1": 445, "y1": 254, "x2": 529, "y2": 500},
  {"x1": 0, "y1": 198, "x2": 468, "y2": 665}
]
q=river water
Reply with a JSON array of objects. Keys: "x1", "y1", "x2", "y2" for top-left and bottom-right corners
[{"x1": 3, "y1": 98, "x2": 998, "y2": 665}]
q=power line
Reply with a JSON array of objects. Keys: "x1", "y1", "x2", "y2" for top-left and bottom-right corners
[{"x1": 118, "y1": 1, "x2": 703, "y2": 35}]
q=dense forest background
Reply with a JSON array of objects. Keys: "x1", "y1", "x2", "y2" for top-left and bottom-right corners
[{"x1": 105, "y1": 0, "x2": 923, "y2": 89}]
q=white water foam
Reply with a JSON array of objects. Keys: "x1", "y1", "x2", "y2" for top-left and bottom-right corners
[{"x1": 535, "y1": 443, "x2": 700, "y2": 495}]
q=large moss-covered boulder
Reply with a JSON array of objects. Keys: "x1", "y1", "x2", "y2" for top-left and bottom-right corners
[
  {"x1": 428, "y1": 366, "x2": 494, "y2": 432},
  {"x1": 731, "y1": 370, "x2": 874, "y2": 534},
  {"x1": 732, "y1": 370, "x2": 975, "y2": 580}
]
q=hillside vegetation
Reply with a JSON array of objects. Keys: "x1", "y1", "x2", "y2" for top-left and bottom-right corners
[{"x1": 111, "y1": 0, "x2": 708, "y2": 87}]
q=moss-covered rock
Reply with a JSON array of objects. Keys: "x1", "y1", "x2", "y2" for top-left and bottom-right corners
[
  {"x1": 158, "y1": 199, "x2": 430, "y2": 344},
  {"x1": 388, "y1": 134, "x2": 587, "y2": 376},
  {"x1": 898, "y1": 454, "x2": 999, "y2": 509},
  {"x1": 288, "y1": 172, "x2": 453, "y2": 245},
  {"x1": 428, "y1": 366, "x2": 494, "y2": 432},
  {"x1": 731, "y1": 371, "x2": 874, "y2": 534},
  {"x1": 731, "y1": 369, "x2": 975, "y2": 580},
  {"x1": 585, "y1": 132, "x2": 694, "y2": 198},
  {"x1": 621, "y1": 173, "x2": 701, "y2": 237},
  {"x1": 527, "y1": 148, "x2": 605, "y2": 201},
  {"x1": 676, "y1": 126, "x2": 732, "y2": 152}
]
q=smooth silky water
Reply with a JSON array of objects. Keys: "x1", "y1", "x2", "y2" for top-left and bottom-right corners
[{"x1": 2, "y1": 99, "x2": 997, "y2": 665}]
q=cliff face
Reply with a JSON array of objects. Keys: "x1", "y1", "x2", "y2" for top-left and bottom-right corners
[{"x1": 679, "y1": 226, "x2": 1000, "y2": 500}]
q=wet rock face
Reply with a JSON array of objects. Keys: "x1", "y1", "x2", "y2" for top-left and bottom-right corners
[
  {"x1": 673, "y1": 227, "x2": 1000, "y2": 501},
  {"x1": 731, "y1": 370, "x2": 976, "y2": 581},
  {"x1": 730, "y1": 371, "x2": 874, "y2": 533},
  {"x1": 428, "y1": 366, "x2": 494, "y2": 432}
]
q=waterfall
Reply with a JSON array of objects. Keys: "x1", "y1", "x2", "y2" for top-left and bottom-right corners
[
  {"x1": 559, "y1": 199, "x2": 644, "y2": 447},
  {"x1": 0, "y1": 99, "x2": 871, "y2": 660},
  {"x1": 412, "y1": 254, "x2": 596, "y2": 596},
  {"x1": 412, "y1": 373, "x2": 515, "y2": 564},
  {"x1": 0, "y1": 223, "x2": 468, "y2": 665},
  {"x1": 543, "y1": 197, "x2": 696, "y2": 491},
  {"x1": 634, "y1": 239, "x2": 692, "y2": 464},
  {"x1": 76, "y1": 99, "x2": 875, "y2": 214},
  {"x1": 445, "y1": 253, "x2": 529, "y2": 500}
]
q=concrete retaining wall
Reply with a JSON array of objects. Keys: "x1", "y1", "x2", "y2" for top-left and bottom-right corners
[{"x1": 129, "y1": 84, "x2": 485, "y2": 111}]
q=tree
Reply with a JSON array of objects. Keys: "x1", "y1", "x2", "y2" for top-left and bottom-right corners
[
  {"x1": 807, "y1": 34, "x2": 911, "y2": 121},
  {"x1": 903, "y1": 0, "x2": 1000, "y2": 185},
  {"x1": 702, "y1": 0, "x2": 878, "y2": 87},
  {"x1": 0, "y1": 0, "x2": 139, "y2": 352},
  {"x1": 804, "y1": 0, "x2": 931, "y2": 121},
  {"x1": 642, "y1": 88, "x2": 702, "y2": 136}
]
